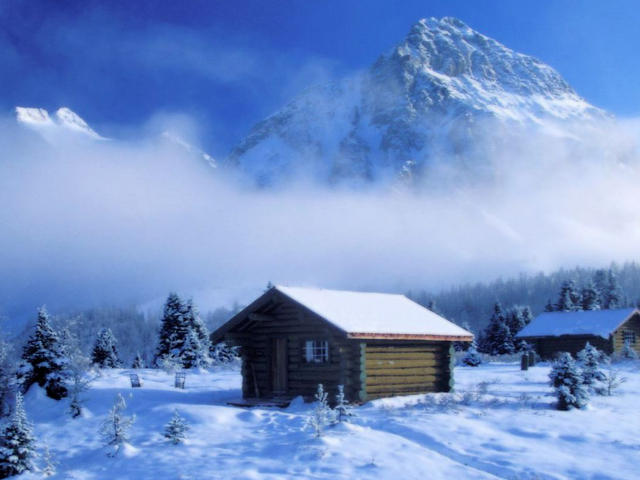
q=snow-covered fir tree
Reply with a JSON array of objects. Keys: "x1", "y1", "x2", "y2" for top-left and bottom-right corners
[
  {"x1": 462, "y1": 341, "x2": 482, "y2": 366},
  {"x1": 480, "y1": 303, "x2": 514, "y2": 355},
  {"x1": 131, "y1": 353, "x2": 145, "y2": 369},
  {"x1": 620, "y1": 340, "x2": 638, "y2": 360},
  {"x1": 556, "y1": 281, "x2": 581, "y2": 312},
  {"x1": 577, "y1": 342, "x2": 606, "y2": 389},
  {"x1": 605, "y1": 269, "x2": 623, "y2": 309},
  {"x1": 0, "y1": 336, "x2": 13, "y2": 417},
  {"x1": 155, "y1": 293, "x2": 187, "y2": 365},
  {"x1": 505, "y1": 306, "x2": 528, "y2": 339},
  {"x1": 91, "y1": 328, "x2": 121, "y2": 368},
  {"x1": 181, "y1": 329, "x2": 210, "y2": 369},
  {"x1": 20, "y1": 307, "x2": 68, "y2": 400},
  {"x1": 0, "y1": 392, "x2": 35, "y2": 478},
  {"x1": 41, "y1": 443, "x2": 56, "y2": 477},
  {"x1": 544, "y1": 299, "x2": 555, "y2": 312},
  {"x1": 155, "y1": 294, "x2": 211, "y2": 369},
  {"x1": 549, "y1": 353, "x2": 588, "y2": 410},
  {"x1": 181, "y1": 300, "x2": 211, "y2": 367},
  {"x1": 305, "y1": 384, "x2": 332, "y2": 437},
  {"x1": 210, "y1": 342, "x2": 238, "y2": 364},
  {"x1": 334, "y1": 385, "x2": 352, "y2": 423},
  {"x1": 100, "y1": 393, "x2": 134, "y2": 457},
  {"x1": 164, "y1": 410, "x2": 189, "y2": 445},
  {"x1": 581, "y1": 281, "x2": 601, "y2": 311}
]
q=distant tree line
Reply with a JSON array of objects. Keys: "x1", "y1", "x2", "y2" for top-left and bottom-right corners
[{"x1": 409, "y1": 262, "x2": 640, "y2": 335}]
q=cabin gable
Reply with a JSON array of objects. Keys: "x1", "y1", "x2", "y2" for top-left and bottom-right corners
[{"x1": 612, "y1": 311, "x2": 640, "y2": 354}]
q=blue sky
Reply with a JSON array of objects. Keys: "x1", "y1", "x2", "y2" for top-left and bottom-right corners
[{"x1": 2, "y1": 0, "x2": 640, "y2": 156}]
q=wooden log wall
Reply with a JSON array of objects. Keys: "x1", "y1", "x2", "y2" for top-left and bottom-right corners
[
  {"x1": 228, "y1": 301, "x2": 361, "y2": 403},
  {"x1": 527, "y1": 334, "x2": 613, "y2": 359},
  {"x1": 612, "y1": 313, "x2": 640, "y2": 354},
  {"x1": 361, "y1": 341, "x2": 452, "y2": 401}
]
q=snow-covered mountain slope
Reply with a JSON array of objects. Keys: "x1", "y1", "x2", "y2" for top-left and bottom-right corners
[
  {"x1": 16, "y1": 106, "x2": 105, "y2": 140},
  {"x1": 14, "y1": 106, "x2": 217, "y2": 168},
  {"x1": 228, "y1": 17, "x2": 605, "y2": 185}
]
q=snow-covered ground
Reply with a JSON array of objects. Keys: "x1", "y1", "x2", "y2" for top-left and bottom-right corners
[{"x1": 19, "y1": 361, "x2": 640, "y2": 480}]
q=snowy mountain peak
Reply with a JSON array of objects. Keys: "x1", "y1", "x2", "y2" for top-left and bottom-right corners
[
  {"x1": 15, "y1": 107, "x2": 54, "y2": 126},
  {"x1": 54, "y1": 107, "x2": 102, "y2": 138},
  {"x1": 15, "y1": 106, "x2": 104, "y2": 140},
  {"x1": 228, "y1": 17, "x2": 604, "y2": 185}
]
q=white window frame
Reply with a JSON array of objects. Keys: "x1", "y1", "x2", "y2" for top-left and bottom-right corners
[
  {"x1": 623, "y1": 330, "x2": 636, "y2": 345},
  {"x1": 304, "y1": 340, "x2": 329, "y2": 363}
]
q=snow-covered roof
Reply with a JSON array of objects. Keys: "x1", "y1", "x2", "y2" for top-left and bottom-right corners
[
  {"x1": 275, "y1": 286, "x2": 472, "y2": 339},
  {"x1": 517, "y1": 308, "x2": 638, "y2": 339}
]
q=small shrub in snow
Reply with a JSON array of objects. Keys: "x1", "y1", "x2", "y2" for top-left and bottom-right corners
[
  {"x1": 461, "y1": 342, "x2": 482, "y2": 367},
  {"x1": 0, "y1": 392, "x2": 35, "y2": 478},
  {"x1": 549, "y1": 353, "x2": 588, "y2": 410},
  {"x1": 164, "y1": 410, "x2": 190, "y2": 445},
  {"x1": 305, "y1": 384, "x2": 332, "y2": 437},
  {"x1": 598, "y1": 364, "x2": 627, "y2": 396},
  {"x1": 334, "y1": 385, "x2": 353, "y2": 423},
  {"x1": 100, "y1": 393, "x2": 135, "y2": 457},
  {"x1": 577, "y1": 342, "x2": 606, "y2": 389},
  {"x1": 41, "y1": 443, "x2": 56, "y2": 477}
]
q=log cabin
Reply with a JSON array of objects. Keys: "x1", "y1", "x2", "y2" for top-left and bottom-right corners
[
  {"x1": 517, "y1": 308, "x2": 640, "y2": 359},
  {"x1": 211, "y1": 286, "x2": 473, "y2": 404}
]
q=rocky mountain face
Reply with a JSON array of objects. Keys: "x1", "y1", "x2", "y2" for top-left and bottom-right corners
[{"x1": 228, "y1": 17, "x2": 604, "y2": 186}]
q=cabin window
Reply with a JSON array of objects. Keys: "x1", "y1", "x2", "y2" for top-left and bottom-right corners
[
  {"x1": 304, "y1": 340, "x2": 329, "y2": 363},
  {"x1": 623, "y1": 330, "x2": 636, "y2": 345}
]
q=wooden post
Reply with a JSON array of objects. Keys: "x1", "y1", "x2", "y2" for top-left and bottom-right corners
[
  {"x1": 250, "y1": 362, "x2": 260, "y2": 398},
  {"x1": 520, "y1": 354, "x2": 529, "y2": 371},
  {"x1": 527, "y1": 351, "x2": 535, "y2": 367}
]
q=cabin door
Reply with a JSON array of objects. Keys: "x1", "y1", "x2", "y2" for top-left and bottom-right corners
[{"x1": 271, "y1": 338, "x2": 288, "y2": 396}]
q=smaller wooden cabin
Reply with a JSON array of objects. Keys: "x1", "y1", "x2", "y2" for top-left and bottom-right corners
[
  {"x1": 211, "y1": 286, "x2": 473, "y2": 403},
  {"x1": 517, "y1": 308, "x2": 640, "y2": 359}
]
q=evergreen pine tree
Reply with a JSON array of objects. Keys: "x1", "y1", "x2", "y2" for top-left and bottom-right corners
[
  {"x1": 131, "y1": 353, "x2": 145, "y2": 369},
  {"x1": 462, "y1": 341, "x2": 482, "y2": 366},
  {"x1": 210, "y1": 342, "x2": 238, "y2": 364},
  {"x1": 577, "y1": 342, "x2": 606, "y2": 389},
  {"x1": 0, "y1": 337, "x2": 13, "y2": 417},
  {"x1": 181, "y1": 300, "x2": 211, "y2": 367},
  {"x1": 91, "y1": 328, "x2": 121, "y2": 368},
  {"x1": 521, "y1": 306, "x2": 534, "y2": 327},
  {"x1": 0, "y1": 392, "x2": 35, "y2": 477},
  {"x1": 155, "y1": 293, "x2": 187, "y2": 366},
  {"x1": 505, "y1": 307, "x2": 526, "y2": 337},
  {"x1": 21, "y1": 307, "x2": 68, "y2": 400},
  {"x1": 544, "y1": 299, "x2": 555, "y2": 312},
  {"x1": 556, "y1": 281, "x2": 581, "y2": 312},
  {"x1": 549, "y1": 353, "x2": 589, "y2": 410},
  {"x1": 100, "y1": 393, "x2": 134, "y2": 457},
  {"x1": 480, "y1": 303, "x2": 514, "y2": 355},
  {"x1": 593, "y1": 269, "x2": 608, "y2": 306},
  {"x1": 164, "y1": 410, "x2": 189, "y2": 445},
  {"x1": 181, "y1": 329, "x2": 209, "y2": 369},
  {"x1": 581, "y1": 282, "x2": 601, "y2": 311},
  {"x1": 334, "y1": 385, "x2": 352, "y2": 423},
  {"x1": 620, "y1": 340, "x2": 638, "y2": 360},
  {"x1": 605, "y1": 269, "x2": 623, "y2": 309}
]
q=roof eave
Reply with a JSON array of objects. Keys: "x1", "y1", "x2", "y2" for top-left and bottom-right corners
[{"x1": 346, "y1": 332, "x2": 473, "y2": 341}]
